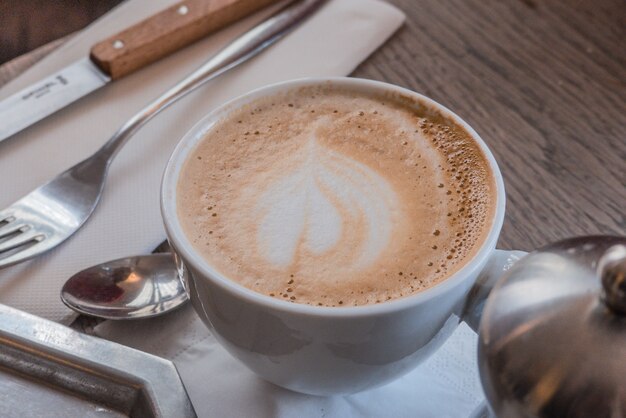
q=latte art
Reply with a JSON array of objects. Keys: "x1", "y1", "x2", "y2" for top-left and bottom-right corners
[
  {"x1": 244, "y1": 133, "x2": 400, "y2": 271},
  {"x1": 177, "y1": 85, "x2": 496, "y2": 306}
]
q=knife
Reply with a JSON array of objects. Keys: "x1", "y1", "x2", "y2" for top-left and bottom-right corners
[{"x1": 0, "y1": 0, "x2": 279, "y2": 143}]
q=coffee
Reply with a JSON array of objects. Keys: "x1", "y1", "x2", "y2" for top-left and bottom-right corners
[{"x1": 177, "y1": 85, "x2": 496, "y2": 307}]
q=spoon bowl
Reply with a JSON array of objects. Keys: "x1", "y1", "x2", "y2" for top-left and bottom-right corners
[{"x1": 61, "y1": 253, "x2": 187, "y2": 320}]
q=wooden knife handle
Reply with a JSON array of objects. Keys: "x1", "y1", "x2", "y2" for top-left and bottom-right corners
[{"x1": 89, "y1": 0, "x2": 280, "y2": 80}]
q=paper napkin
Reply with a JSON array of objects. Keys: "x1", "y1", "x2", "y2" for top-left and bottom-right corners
[
  {"x1": 0, "y1": 0, "x2": 405, "y2": 324},
  {"x1": 95, "y1": 305, "x2": 485, "y2": 418}
]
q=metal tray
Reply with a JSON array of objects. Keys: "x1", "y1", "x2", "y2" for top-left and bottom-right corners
[{"x1": 0, "y1": 304, "x2": 196, "y2": 417}]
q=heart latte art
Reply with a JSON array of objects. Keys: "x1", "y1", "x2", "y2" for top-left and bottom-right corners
[
  {"x1": 178, "y1": 86, "x2": 496, "y2": 306},
  {"x1": 248, "y1": 132, "x2": 399, "y2": 272}
]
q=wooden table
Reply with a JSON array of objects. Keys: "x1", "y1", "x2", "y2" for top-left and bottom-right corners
[{"x1": 1, "y1": 0, "x2": 624, "y2": 257}]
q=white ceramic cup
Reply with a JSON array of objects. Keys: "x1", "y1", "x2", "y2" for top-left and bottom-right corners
[{"x1": 161, "y1": 77, "x2": 523, "y2": 396}]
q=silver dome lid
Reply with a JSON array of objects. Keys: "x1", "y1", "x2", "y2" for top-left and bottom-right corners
[{"x1": 478, "y1": 236, "x2": 626, "y2": 418}]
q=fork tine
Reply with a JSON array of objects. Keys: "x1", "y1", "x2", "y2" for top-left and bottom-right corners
[
  {"x1": 0, "y1": 224, "x2": 28, "y2": 240},
  {"x1": 0, "y1": 212, "x2": 15, "y2": 228},
  {"x1": 0, "y1": 232, "x2": 44, "y2": 255},
  {"x1": 0, "y1": 239, "x2": 49, "y2": 269}
]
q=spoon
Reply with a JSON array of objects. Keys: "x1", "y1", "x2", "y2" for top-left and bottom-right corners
[{"x1": 61, "y1": 253, "x2": 186, "y2": 320}]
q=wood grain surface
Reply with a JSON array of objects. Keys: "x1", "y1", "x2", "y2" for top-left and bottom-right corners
[
  {"x1": 353, "y1": 0, "x2": 626, "y2": 252},
  {"x1": 90, "y1": 0, "x2": 280, "y2": 79},
  {"x1": 1, "y1": 0, "x2": 624, "y2": 256},
  {"x1": 0, "y1": 0, "x2": 124, "y2": 64}
]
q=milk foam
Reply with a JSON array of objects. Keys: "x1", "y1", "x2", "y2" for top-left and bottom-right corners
[
  {"x1": 247, "y1": 131, "x2": 398, "y2": 271},
  {"x1": 177, "y1": 85, "x2": 496, "y2": 307}
]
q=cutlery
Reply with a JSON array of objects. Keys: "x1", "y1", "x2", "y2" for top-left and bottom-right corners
[
  {"x1": 61, "y1": 253, "x2": 185, "y2": 319},
  {"x1": 0, "y1": 0, "x2": 281, "y2": 143},
  {"x1": 0, "y1": 0, "x2": 326, "y2": 269}
]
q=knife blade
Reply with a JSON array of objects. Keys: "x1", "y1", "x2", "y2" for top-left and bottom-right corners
[{"x1": 0, "y1": 0, "x2": 279, "y2": 144}]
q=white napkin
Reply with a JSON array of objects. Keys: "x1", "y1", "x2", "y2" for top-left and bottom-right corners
[
  {"x1": 0, "y1": 0, "x2": 405, "y2": 324},
  {"x1": 95, "y1": 305, "x2": 484, "y2": 417}
]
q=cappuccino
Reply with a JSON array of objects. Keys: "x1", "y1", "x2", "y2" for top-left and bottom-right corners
[{"x1": 177, "y1": 85, "x2": 496, "y2": 307}]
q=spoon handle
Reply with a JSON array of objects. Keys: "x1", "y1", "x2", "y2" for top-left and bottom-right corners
[{"x1": 97, "y1": 0, "x2": 327, "y2": 162}]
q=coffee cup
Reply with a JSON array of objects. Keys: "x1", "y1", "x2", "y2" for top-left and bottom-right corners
[{"x1": 161, "y1": 77, "x2": 524, "y2": 395}]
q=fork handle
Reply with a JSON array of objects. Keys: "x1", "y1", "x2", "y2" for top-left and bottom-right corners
[
  {"x1": 90, "y1": 0, "x2": 280, "y2": 80},
  {"x1": 98, "y1": 0, "x2": 326, "y2": 161}
]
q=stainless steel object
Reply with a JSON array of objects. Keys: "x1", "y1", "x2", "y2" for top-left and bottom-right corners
[
  {"x1": 0, "y1": 58, "x2": 109, "y2": 142},
  {"x1": 478, "y1": 236, "x2": 626, "y2": 418},
  {"x1": 0, "y1": 0, "x2": 284, "y2": 142},
  {"x1": 0, "y1": 0, "x2": 326, "y2": 269},
  {"x1": 0, "y1": 303, "x2": 196, "y2": 417},
  {"x1": 61, "y1": 253, "x2": 186, "y2": 320}
]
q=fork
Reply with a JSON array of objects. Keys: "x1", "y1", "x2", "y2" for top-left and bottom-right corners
[{"x1": 0, "y1": 0, "x2": 326, "y2": 269}]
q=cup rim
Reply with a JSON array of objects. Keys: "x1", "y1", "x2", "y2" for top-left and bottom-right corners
[{"x1": 161, "y1": 77, "x2": 506, "y2": 318}]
